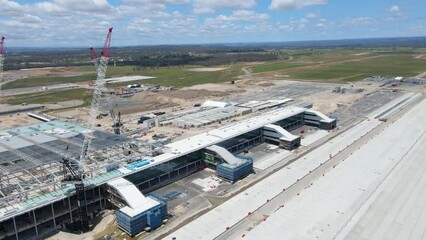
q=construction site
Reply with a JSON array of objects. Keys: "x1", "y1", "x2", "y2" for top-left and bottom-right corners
[{"x1": 1, "y1": 28, "x2": 426, "y2": 240}]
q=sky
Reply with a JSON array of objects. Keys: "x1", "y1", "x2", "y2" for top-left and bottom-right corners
[{"x1": 1, "y1": 0, "x2": 425, "y2": 47}]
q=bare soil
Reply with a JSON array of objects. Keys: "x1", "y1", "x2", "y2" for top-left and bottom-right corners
[
  {"x1": 300, "y1": 92, "x2": 364, "y2": 114},
  {"x1": 182, "y1": 83, "x2": 244, "y2": 93},
  {"x1": 46, "y1": 211, "x2": 116, "y2": 240},
  {"x1": 187, "y1": 67, "x2": 228, "y2": 72}
]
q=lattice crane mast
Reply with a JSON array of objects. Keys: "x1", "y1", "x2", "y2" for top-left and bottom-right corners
[
  {"x1": 0, "y1": 36, "x2": 5, "y2": 94},
  {"x1": 80, "y1": 27, "x2": 113, "y2": 160}
]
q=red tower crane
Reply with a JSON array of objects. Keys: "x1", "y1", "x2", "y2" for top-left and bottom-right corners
[
  {"x1": 80, "y1": 27, "x2": 113, "y2": 160},
  {"x1": 0, "y1": 36, "x2": 6, "y2": 94}
]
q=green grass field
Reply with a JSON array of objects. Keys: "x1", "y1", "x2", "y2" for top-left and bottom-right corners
[
  {"x1": 3, "y1": 88, "x2": 91, "y2": 105},
  {"x1": 251, "y1": 50, "x2": 381, "y2": 73},
  {"x1": 289, "y1": 54, "x2": 426, "y2": 81},
  {"x1": 2, "y1": 74, "x2": 96, "y2": 90},
  {"x1": 4, "y1": 65, "x2": 242, "y2": 90},
  {"x1": 4, "y1": 50, "x2": 425, "y2": 92},
  {"x1": 251, "y1": 62, "x2": 308, "y2": 73},
  {"x1": 106, "y1": 65, "x2": 243, "y2": 87}
]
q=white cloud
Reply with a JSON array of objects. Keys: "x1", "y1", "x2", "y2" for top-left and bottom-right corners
[
  {"x1": 341, "y1": 16, "x2": 374, "y2": 26},
  {"x1": 202, "y1": 10, "x2": 270, "y2": 36},
  {"x1": 389, "y1": 5, "x2": 400, "y2": 13},
  {"x1": 16, "y1": 14, "x2": 43, "y2": 24},
  {"x1": 306, "y1": 13, "x2": 318, "y2": 18},
  {"x1": 270, "y1": 0, "x2": 328, "y2": 11},
  {"x1": 0, "y1": 0, "x2": 25, "y2": 16},
  {"x1": 54, "y1": 0, "x2": 114, "y2": 12},
  {"x1": 128, "y1": 11, "x2": 198, "y2": 39},
  {"x1": 279, "y1": 24, "x2": 294, "y2": 31},
  {"x1": 206, "y1": 10, "x2": 269, "y2": 23},
  {"x1": 316, "y1": 23, "x2": 326, "y2": 28},
  {"x1": 388, "y1": 5, "x2": 404, "y2": 18},
  {"x1": 193, "y1": 0, "x2": 256, "y2": 14},
  {"x1": 34, "y1": 2, "x2": 64, "y2": 13}
]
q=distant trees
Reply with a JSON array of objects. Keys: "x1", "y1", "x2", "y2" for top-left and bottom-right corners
[{"x1": 3, "y1": 46, "x2": 275, "y2": 70}]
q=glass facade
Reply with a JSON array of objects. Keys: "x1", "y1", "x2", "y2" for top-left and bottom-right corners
[
  {"x1": 274, "y1": 113, "x2": 305, "y2": 131},
  {"x1": 116, "y1": 194, "x2": 167, "y2": 236},
  {"x1": 218, "y1": 129, "x2": 263, "y2": 154},
  {"x1": 125, "y1": 151, "x2": 203, "y2": 192},
  {"x1": 217, "y1": 158, "x2": 253, "y2": 182}
]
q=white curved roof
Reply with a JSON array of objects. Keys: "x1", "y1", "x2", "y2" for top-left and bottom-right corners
[{"x1": 202, "y1": 100, "x2": 232, "y2": 108}]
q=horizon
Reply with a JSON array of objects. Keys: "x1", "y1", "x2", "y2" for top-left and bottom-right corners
[
  {"x1": 1, "y1": 0, "x2": 425, "y2": 47},
  {"x1": 5, "y1": 35, "x2": 426, "y2": 50}
]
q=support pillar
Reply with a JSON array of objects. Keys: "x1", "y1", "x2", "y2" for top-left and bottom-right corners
[
  {"x1": 68, "y1": 197, "x2": 73, "y2": 222},
  {"x1": 51, "y1": 203, "x2": 56, "y2": 227},
  {"x1": 98, "y1": 187, "x2": 102, "y2": 209},
  {"x1": 33, "y1": 210, "x2": 38, "y2": 236},
  {"x1": 13, "y1": 217, "x2": 19, "y2": 240}
]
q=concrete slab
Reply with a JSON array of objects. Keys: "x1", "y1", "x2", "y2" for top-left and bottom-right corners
[
  {"x1": 242, "y1": 98, "x2": 426, "y2": 240},
  {"x1": 165, "y1": 111, "x2": 383, "y2": 240},
  {"x1": 192, "y1": 176, "x2": 222, "y2": 192},
  {"x1": 252, "y1": 148, "x2": 292, "y2": 170},
  {"x1": 301, "y1": 129, "x2": 329, "y2": 146}
]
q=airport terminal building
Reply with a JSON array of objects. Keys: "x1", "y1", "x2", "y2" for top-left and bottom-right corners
[{"x1": 0, "y1": 105, "x2": 336, "y2": 239}]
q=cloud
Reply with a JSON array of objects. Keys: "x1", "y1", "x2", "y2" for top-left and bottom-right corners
[
  {"x1": 387, "y1": 5, "x2": 404, "y2": 18},
  {"x1": 206, "y1": 10, "x2": 269, "y2": 23},
  {"x1": 54, "y1": 0, "x2": 114, "y2": 13},
  {"x1": 316, "y1": 23, "x2": 326, "y2": 28},
  {"x1": 389, "y1": 5, "x2": 400, "y2": 13},
  {"x1": 306, "y1": 13, "x2": 318, "y2": 18},
  {"x1": 193, "y1": 0, "x2": 256, "y2": 14},
  {"x1": 202, "y1": 10, "x2": 270, "y2": 37},
  {"x1": 279, "y1": 24, "x2": 294, "y2": 31},
  {"x1": 270, "y1": 0, "x2": 328, "y2": 11},
  {"x1": 341, "y1": 16, "x2": 374, "y2": 26},
  {"x1": 0, "y1": 0, "x2": 26, "y2": 16}
]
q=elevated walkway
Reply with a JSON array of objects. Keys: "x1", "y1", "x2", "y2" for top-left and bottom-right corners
[
  {"x1": 107, "y1": 178, "x2": 160, "y2": 213},
  {"x1": 108, "y1": 178, "x2": 167, "y2": 236},
  {"x1": 263, "y1": 124, "x2": 301, "y2": 150},
  {"x1": 205, "y1": 145, "x2": 244, "y2": 165},
  {"x1": 304, "y1": 109, "x2": 336, "y2": 130}
]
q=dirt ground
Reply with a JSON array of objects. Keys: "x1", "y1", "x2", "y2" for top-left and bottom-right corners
[
  {"x1": 415, "y1": 72, "x2": 426, "y2": 78},
  {"x1": 119, "y1": 89, "x2": 233, "y2": 115},
  {"x1": 2, "y1": 67, "x2": 90, "y2": 81},
  {"x1": 414, "y1": 54, "x2": 426, "y2": 59},
  {"x1": 305, "y1": 93, "x2": 361, "y2": 113},
  {"x1": 0, "y1": 112, "x2": 41, "y2": 129},
  {"x1": 187, "y1": 67, "x2": 228, "y2": 72},
  {"x1": 160, "y1": 89, "x2": 230, "y2": 100},
  {"x1": 181, "y1": 83, "x2": 245, "y2": 93},
  {"x1": 47, "y1": 211, "x2": 116, "y2": 240}
]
